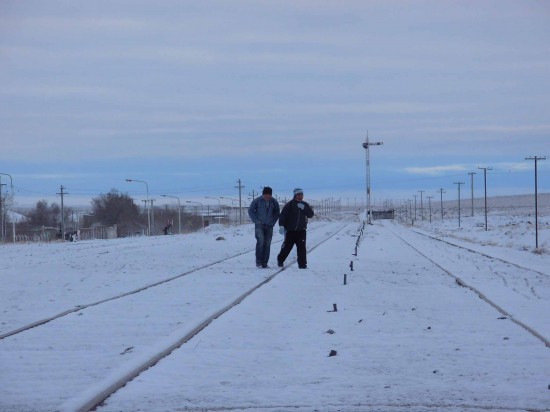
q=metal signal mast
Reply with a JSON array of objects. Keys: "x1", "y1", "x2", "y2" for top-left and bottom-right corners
[{"x1": 362, "y1": 131, "x2": 383, "y2": 224}]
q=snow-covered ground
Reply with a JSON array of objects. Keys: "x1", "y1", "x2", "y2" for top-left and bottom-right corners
[
  {"x1": 409, "y1": 193, "x2": 550, "y2": 255},
  {"x1": 0, "y1": 201, "x2": 548, "y2": 412}
]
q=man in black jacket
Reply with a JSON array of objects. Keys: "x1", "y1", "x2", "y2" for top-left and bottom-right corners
[{"x1": 277, "y1": 188, "x2": 314, "y2": 269}]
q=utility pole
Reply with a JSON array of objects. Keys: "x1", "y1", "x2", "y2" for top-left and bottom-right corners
[
  {"x1": 413, "y1": 194, "x2": 418, "y2": 221},
  {"x1": 418, "y1": 190, "x2": 425, "y2": 221},
  {"x1": 454, "y1": 182, "x2": 464, "y2": 228},
  {"x1": 150, "y1": 199, "x2": 156, "y2": 235},
  {"x1": 477, "y1": 167, "x2": 492, "y2": 231},
  {"x1": 437, "y1": 188, "x2": 445, "y2": 220},
  {"x1": 525, "y1": 156, "x2": 546, "y2": 249},
  {"x1": 0, "y1": 173, "x2": 16, "y2": 243},
  {"x1": 235, "y1": 179, "x2": 245, "y2": 224},
  {"x1": 57, "y1": 185, "x2": 68, "y2": 240},
  {"x1": 0, "y1": 180, "x2": 5, "y2": 242},
  {"x1": 468, "y1": 172, "x2": 476, "y2": 217},
  {"x1": 362, "y1": 131, "x2": 383, "y2": 224},
  {"x1": 427, "y1": 195, "x2": 433, "y2": 223}
]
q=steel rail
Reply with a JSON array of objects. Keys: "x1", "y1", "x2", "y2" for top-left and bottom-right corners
[
  {"x1": 386, "y1": 225, "x2": 549, "y2": 349},
  {"x1": 58, "y1": 223, "x2": 349, "y2": 412},
  {"x1": 0, "y1": 223, "x2": 331, "y2": 340}
]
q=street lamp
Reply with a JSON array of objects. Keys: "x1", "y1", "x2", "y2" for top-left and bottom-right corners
[
  {"x1": 220, "y1": 197, "x2": 239, "y2": 224},
  {"x1": 220, "y1": 196, "x2": 237, "y2": 206},
  {"x1": 204, "y1": 196, "x2": 221, "y2": 211},
  {"x1": 205, "y1": 196, "x2": 223, "y2": 223},
  {"x1": 126, "y1": 179, "x2": 150, "y2": 236},
  {"x1": 186, "y1": 200, "x2": 204, "y2": 229},
  {"x1": 160, "y1": 195, "x2": 181, "y2": 234},
  {"x1": 0, "y1": 173, "x2": 15, "y2": 243}
]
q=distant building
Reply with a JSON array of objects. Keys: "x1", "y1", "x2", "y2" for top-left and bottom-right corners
[{"x1": 372, "y1": 210, "x2": 395, "y2": 220}]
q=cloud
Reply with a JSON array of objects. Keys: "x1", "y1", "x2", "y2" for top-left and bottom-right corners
[
  {"x1": 0, "y1": 83, "x2": 118, "y2": 98},
  {"x1": 499, "y1": 161, "x2": 545, "y2": 172},
  {"x1": 1, "y1": 0, "x2": 548, "y2": 203},
  {"x1": 0, "y1": 15, "x2": 147, "y2": 32},
  {"x1": 419, "y1": 125, "x2": 550, "y2": 134},
  {"x1": 15, "y1": 173, "x2": 101, "y2": 180},
  {"x1": 404, "y1": 161, "x2": 546, "y2": 177},
  {"x1": 404, "y1": 165, "x2": 470, "y2": 176}
]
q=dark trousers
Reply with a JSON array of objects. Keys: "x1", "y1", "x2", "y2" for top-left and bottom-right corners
[
  {"x1": 277, "y1": 230, "x2": 307, "y2": 268},
  {"x1": 255, "y1": 224, "x2": 274, "y2": 266}
]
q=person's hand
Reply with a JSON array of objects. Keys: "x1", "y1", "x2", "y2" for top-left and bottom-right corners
[
  {"x1": 297, "y1": 202, "x2": 305, "y2": 210},
  {"x1": 279, "y1": 227, "x2": 286, "y2": 235}
]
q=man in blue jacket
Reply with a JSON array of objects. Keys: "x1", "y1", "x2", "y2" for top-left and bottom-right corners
[
  {"x1": 248, "y1": 187, "x2": 280, "y2": 268},
  {"x1": 277, "y1": 188, "x2": 314, "y2": 269}
]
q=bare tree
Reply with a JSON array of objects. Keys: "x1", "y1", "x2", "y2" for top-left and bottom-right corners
[
  {"x1": 31, "y1": 200, "x2": 49, "y2": 226},
  {"x1": 28, "y1": 200, "x2": 54, "y2": 227},
  {"x1": 91, "y1": 189, "x2": 142, "y2": 236}
]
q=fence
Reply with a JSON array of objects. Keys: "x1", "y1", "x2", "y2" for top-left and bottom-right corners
[
  {"x1": 78, "y1": 225, "x2": 117, "y2": 240},
  {"x1": 15, "y1": 233, "x2": 53, "y2": 242},
  {"x1": 9, "y1": 225, "x2": 118, "y2": 243}
]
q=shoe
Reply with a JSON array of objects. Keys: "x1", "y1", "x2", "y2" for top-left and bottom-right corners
[
  {"x1": 262, "y1": 264, "x2": 269, "y2": 268},
  {"x1": 277, "y1": 261, "x2": 284, "y2": 268},
  {"x1": 256, "y1": 264, "x2": 262, "y2": 268},
  {"x1": 299, "y1": 265, "x2": 307, "y2": 269}
]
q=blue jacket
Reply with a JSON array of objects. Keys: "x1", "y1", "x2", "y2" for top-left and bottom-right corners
[{"x1": 248, "y1": 196, "x2": 280, "y2": 226}]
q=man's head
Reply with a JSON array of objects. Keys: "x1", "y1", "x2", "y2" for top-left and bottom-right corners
[
  {"x1": 293, "y1": 187, "x2": 304, "y2": 200},
  {"x1": 262, "y1": 186, "x2": 273, "y2": 200}
]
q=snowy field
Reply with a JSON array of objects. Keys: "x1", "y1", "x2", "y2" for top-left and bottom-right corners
[
  {"x1": 0, "y1": 197, "x2": 549, "y2": 412},
  {"x1": 409, "y1": 193, "x2": 550, "y2": 255}
]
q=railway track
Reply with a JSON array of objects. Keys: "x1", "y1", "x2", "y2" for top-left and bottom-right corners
[
  {"x1": 0, "y1": 222, "x2": 349, "y2": 412},
  {"x1": 408, "y1": 226, "x2": 549, "y2": 278},
  {"x1": 68, "y1": 223, "x2": 349, "y2": 412},
  {"x1": 384, "y1": 221, "x2": 550, "y2": 348},
  {"x1": 0, "y1": 223, "x2": 336, "y2": 341},
  {"x1": 4, "y1": 220, "x2": 548, "y2": 412},
  {"x1": 0, "y1": 246, "x2": 256, "y2": 341},
  {"x1": 90, "y1": 220, "x2": 549, "y2": 412}
]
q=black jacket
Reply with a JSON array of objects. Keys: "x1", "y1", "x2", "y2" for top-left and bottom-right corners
[{"x1": 279, "y1": 199, "x2": 314, "y2": 231}]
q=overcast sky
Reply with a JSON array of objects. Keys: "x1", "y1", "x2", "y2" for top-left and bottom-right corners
[{"x1": 1, "y1": 0, "x2": 549, "y2": 208}]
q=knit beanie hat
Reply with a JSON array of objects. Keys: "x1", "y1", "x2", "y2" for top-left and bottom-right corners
[
  {"x1": 262, "y1": 186, "x2": 273, "y2": 195},
  {"x1": 293, "y1": 188, "x2": 303, "y2": 196}
]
